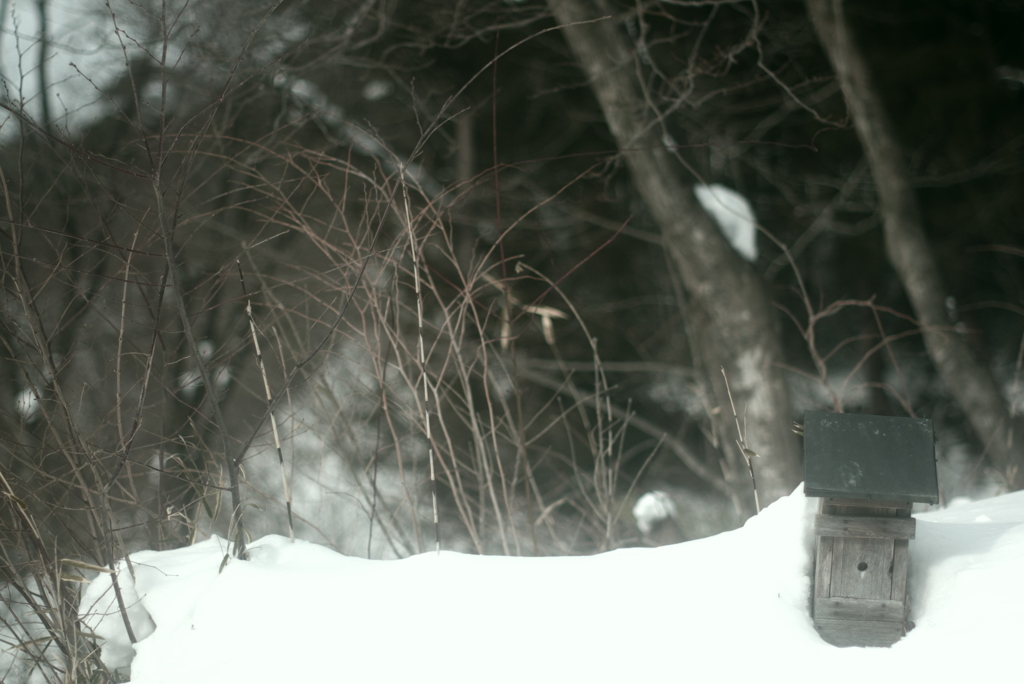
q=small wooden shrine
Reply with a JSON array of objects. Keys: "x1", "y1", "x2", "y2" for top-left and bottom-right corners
[{"x1": 803, "y1": 410, "x2": 939, "y2": 648}]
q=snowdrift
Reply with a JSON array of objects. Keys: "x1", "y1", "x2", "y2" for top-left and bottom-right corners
[{"x1": 81, "y1": 487, "x2": 1024, "y2": 683}]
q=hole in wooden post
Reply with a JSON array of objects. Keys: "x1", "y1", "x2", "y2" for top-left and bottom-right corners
[{"x1": 857, "y1": 561, "x2": 868, "y2": 571}]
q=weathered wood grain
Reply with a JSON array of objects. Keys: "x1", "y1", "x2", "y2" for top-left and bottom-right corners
[
  {"x1": 815, "y1": 535, "x2": 834, "y2": 599},
  {"x1": 815, "y1": 597, "x2": 904, "y2": 622},
  {"x1": 814, "y1": 618, "x2": 904, "y2": 648},
  {"x1": 812, "y1": 497, "x2": 915, "y2": 647},
  {"x1": 815, "y1": 514, "x2": 916, "y2": 540},
  {"x1": 826, "y1": 497, "x2": 909, "y2": 509},
  {"x1": 831, "y1": 535, "x2": 895, "y2": 599},
  {"x1": 890, "y1": 539, "x2": 909, "y2": 602}
]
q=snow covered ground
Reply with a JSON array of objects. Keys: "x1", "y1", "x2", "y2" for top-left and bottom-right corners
[{"x1": 80, "y1": 486, "x2": 1024, "y2": 683}]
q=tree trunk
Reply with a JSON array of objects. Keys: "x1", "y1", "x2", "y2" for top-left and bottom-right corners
[
  {"x1": 806, "y1": 0, "x2": 1023, "y2": 487},
  {"x1": 547, "y1": 0, "x2": 801, "y2": 509}
]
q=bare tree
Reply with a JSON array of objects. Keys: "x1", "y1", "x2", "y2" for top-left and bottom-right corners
[
  {"x1": 546, "y1": 0, "x2": 801, "y2": 509},
  {"x1": 806, "y1": 0, "x2": 1023, "y2": 487}
]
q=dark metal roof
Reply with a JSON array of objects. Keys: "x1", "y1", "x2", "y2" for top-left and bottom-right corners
[{"x1": 803, "y1": 411, "x2": 939, "y2": 504}]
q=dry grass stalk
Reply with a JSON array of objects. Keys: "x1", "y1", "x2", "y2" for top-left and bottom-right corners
[
  {"x1": 238, "y1": 260, "x2": 295, "y2": 542},
  {"x1": 721, "y1": 367, "x2": 760, "y2": 514}
]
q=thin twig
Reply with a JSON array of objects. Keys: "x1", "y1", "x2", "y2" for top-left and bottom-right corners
[
  {"x1": 238, "y1": 260, "x2": 294, "y2": 542},
  {"x1": 721, "y1": 367, "x2": 760, "y2": 514}
]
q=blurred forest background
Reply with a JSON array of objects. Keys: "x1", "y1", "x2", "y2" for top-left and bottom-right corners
[{"x1": 1, "y1": 2, "x2": 1023, "y2": 673}]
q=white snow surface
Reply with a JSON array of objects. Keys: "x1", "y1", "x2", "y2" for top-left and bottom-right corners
[
  {"x1": 693, "y1": 183, "x2": 759, "y2": 262},
  {"x1": 80, "y1": 487, "x2": 1024, "y2": 683},
  {"x1": 632, "y1": 490, "x2": 678, "y2": 534}
]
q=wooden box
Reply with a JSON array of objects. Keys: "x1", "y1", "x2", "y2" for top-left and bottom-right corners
[{"x1": 803, "y1": 411, "x2": 938, "y2": 648}]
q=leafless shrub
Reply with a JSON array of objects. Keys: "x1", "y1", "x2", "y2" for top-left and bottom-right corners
[{"x1": 0, "y1": 4, "x2": 669, "y2": 678}]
